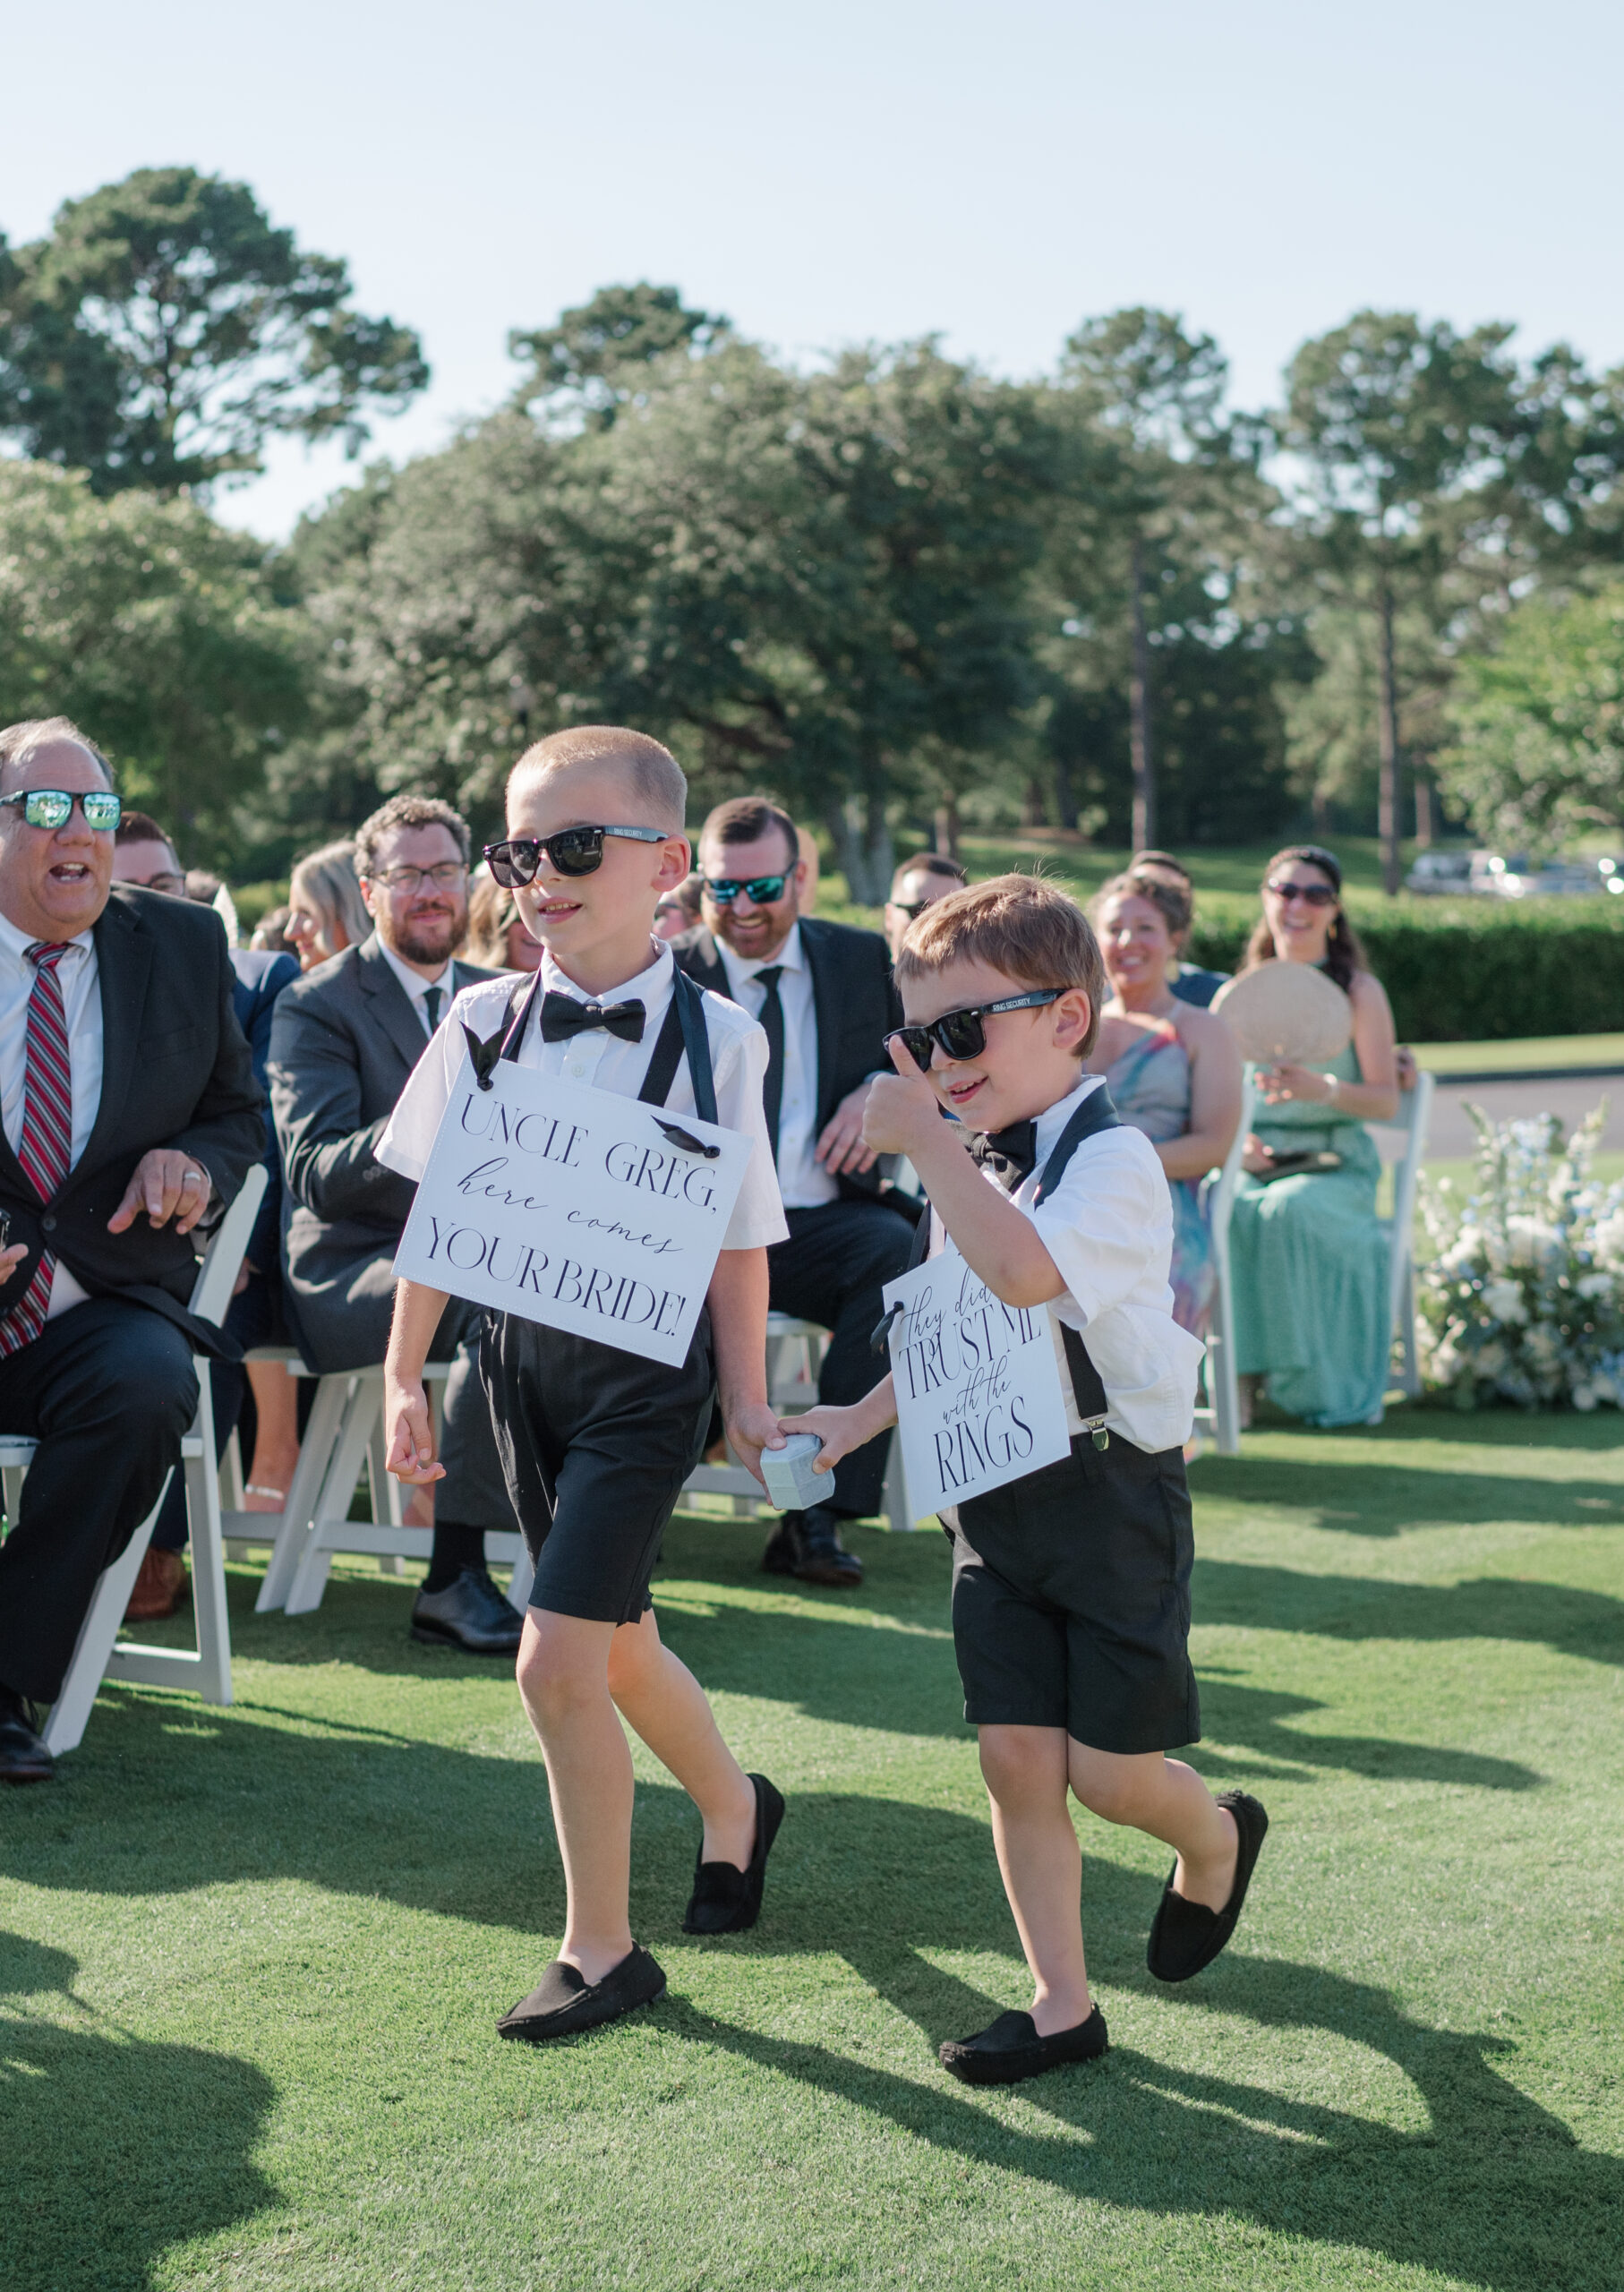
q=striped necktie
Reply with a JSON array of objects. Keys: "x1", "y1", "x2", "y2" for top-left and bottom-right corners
[{"x1": 2, "y1": 942, "x2": 75, "y2": 1356}]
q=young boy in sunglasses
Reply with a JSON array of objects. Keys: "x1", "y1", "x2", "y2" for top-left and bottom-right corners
[
  {"x1": 377, "y1": 727, "x2": 791, "y2": 2043},
  {"x1": 789, "y1": 876, "x2": 1267, "y2": 2086}
]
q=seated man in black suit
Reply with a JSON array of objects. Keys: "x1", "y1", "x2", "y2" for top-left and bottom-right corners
[
  {"x1": 675, "y1": 796, "x2": 915, "y2": 1586},
  {"x1": 269, "y1": 794, "x2": 522, "y2": 1655},
  {"x1": 111, "y1": 811, "x2": 301, "y2": 1621},
  {"x1": 0, "y1": 718, "x2": 265, "y2": 1783}
]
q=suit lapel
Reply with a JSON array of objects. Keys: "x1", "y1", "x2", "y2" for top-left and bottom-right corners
[
  {"x1": 357, "y1": 935, "x2": 432, "y2": 1073},
  {"x1": 81, "y1": 897, "x2": 153, "y2": 1174},
  {"x1": 686, "y1": 930, "x2": 727, "y2": 996},
  {"x1": 801, "y1": 919, "x2": 838, "y2": 1129}
]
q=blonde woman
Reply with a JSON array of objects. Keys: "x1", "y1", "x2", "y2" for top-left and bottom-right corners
[{"x1": 286, "y1": 840, "x2": 371, "y2": 971}]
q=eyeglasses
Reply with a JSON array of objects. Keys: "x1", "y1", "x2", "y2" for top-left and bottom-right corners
[
  {"x1": 704, "y1": 873, "x2": 790, "y2": 906},
  {"x1": 887, "y1": 990, "x2": 1060, "y2": 1072},
  {"x1": 888, "y1": 899, "x2": 934, "y2": 923},
  {"x1": 0, "y1": 788, "x2": 122, "y2": 832},
  {"x1": 131, "y1": 869, "x2": 186, "y2": 896},
  {"x1": 1265, "y1": 878, "x2": 1338, "y2": 908},
  {"x1": 365, "y1": 862, "x2": 467, "y2": 893},
  {"x1": 483, "y1": 825, "x2": 667, "y2": 886}
]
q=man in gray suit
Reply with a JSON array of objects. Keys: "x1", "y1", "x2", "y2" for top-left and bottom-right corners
[{"x1": 269, "y1": 794, "x2": 522, "y2": 1654}]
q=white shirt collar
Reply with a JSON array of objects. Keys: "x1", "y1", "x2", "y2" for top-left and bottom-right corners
[
  {"x1": 0, "y1": 902, "x2": 96, "y2": 965},
  {"x1": 1031, "y1": 1069, "x2": 1107, "y2": 1164},
  {"x1": 717, "y1": 917, "x2": 804, "y2": 987},
  {"x1": 539, "y1": 937, "x2": 672, "y2": 1009},
  {"x1": 377, "y1": 936, "x2": 451, "y2": 1005}
]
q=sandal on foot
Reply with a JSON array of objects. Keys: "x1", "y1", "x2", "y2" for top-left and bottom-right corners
[
  {"x1": 1147, "y1": 1790, "x2": 1269, "y2": 1983},
  {"x1": 940, "y1": 2006, "x2": 1109, "y2": 2087},
  {"x1": 683, "y1": 1774, "x2": 785, "y2": 1935},
  {"x1": 496, "y1": 1946, "x2": 666, "y2": 2042}
]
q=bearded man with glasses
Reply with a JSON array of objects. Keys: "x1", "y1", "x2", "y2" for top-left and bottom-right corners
[
  {"x1": 0, "y1": 717, "x2": 264, "y2": 1783},
  {"x1": 671, "y1": 795, "x2": 918, "y2": 1586},
  {"x1": 268, "y1": 792, "x2": 524, "y2": 1655}
]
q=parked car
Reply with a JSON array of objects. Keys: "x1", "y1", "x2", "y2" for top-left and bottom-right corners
[{"x1": 1406, "y1": 851, "x2": 1473, "y2": 894}]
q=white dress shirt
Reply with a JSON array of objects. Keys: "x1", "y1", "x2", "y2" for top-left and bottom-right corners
[
  {"x1": 378, "y1": 938, "x2": 789, "y2": 1253},
  {"x1": 376, "y1": 938, "x2": 455, "y2": 1037},
  {"x1": 714, "y1": 921, "x2": 837, "y2": 1211},
  {"x1": 927, "y1": 1071, "x2": 1204, "y2": 1453},
  {"x1": 0, "y1": 906, "x2": 103, "y2": 1321}
]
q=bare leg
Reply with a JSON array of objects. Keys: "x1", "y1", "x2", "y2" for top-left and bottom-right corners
[
  {"x1": 979, "y1": 1725, "x2": 1092, "y2": 2038},
  {"x1": 1068, "y1": 1743, "x2": 1238, "y2": 1913},
  {"x1": 607, "y1": 1607, "x2": 756, "y2": 1868},
  {"x1": 517, "y1": 1609, "x2": 635, "y2": 1983},
  {"x1": 244, "y1": 1358, "x2": 300, "y2": 1509}
]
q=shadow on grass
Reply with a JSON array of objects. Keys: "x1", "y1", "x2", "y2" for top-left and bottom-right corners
[
  {"x1": 1196, "y1": 1561, "x2": 1624, "y2": 1671},
  {"x1": 1190, "y1": 1451, "x2": 1624, "y2": 1537},
  {"x1": 0, "y1": 1936, "x2": 278, "y2": 2292},
  {"x1": 663, "y1": 1950, "x2": 1613, "y2": 2292}
]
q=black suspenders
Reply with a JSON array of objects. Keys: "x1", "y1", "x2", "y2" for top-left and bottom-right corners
[{"x1": 497, "y1": 964, "x2": 720, "y2": 1117}]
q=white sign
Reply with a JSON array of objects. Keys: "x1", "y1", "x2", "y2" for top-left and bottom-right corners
[
  {"x1": 884, "y1": 1235, "x2": 1073, "y2": 1518},
  {"x1": 393, "y1": 1054, "x2": 751, "y2": 1365}
]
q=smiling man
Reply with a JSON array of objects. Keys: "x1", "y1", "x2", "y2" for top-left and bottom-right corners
[
  {"x1": 0, "y1": 717, "x2": 264, "y2": 1783},
  {"x1": 268, "y1": 793, "x2": 524, "y2": 1654}
]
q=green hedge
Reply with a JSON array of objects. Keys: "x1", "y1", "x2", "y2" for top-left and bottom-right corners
[{"x1": 1186, "y1": 907, "x2": 1624, "y2": 1042}]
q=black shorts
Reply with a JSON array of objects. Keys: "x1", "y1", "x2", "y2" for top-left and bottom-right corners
[
  {"x1": 479, "y1": 1308, "x2": 714, "y2": 1628},
  {"x1": 943, "y1": 1433, "x2": 1200, "y2": 1755}
]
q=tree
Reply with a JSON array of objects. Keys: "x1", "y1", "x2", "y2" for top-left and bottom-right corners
[
  {"x1": 0, "y1": 459, "x2": 311, "y2": 862},
  {"x1": 1437, "y1": 585, "x2": 1624, "y2": 849},
  {"x1": 509, "y1": 282, "x2": 729, "y2": 428},
  {"x1": 0, "y1": 167, "x2": 428, "y2": 493}
]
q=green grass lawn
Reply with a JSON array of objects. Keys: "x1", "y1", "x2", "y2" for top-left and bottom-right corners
[{"x1": 4, "y1": 1409, "x2": 1622, "y2": 2289}]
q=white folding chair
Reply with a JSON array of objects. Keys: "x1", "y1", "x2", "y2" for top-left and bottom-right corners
[
  {"x1": 0, "y1": 1164, "x2": 267, "y2": 1757},
  {"x1": 1191, "y1": 1067, "x2": 1257, "y2": 1456},
  {"x1": 1372, "y1": 1067, "x2": 1435, "y2": 1402}
]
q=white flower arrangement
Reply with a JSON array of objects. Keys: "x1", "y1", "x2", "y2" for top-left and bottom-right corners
[{"x1": 1416, "y1": 1103, "x2": 1624, "y2": 1409}]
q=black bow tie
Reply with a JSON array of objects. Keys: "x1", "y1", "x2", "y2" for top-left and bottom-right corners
[
  {"x1": 972, "y1": 1121, "x2": 1039, "y2": 1193},
  {"x1": 540, "y1": 991, "x2": 646, "y2": 1045}
]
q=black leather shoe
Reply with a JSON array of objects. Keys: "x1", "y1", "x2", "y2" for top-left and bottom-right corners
[
  {"x1": 411, "y1": 1567, "x2": 524, "y2": 1655},
  {"x1": 795, "y1": 1506, "x2": 863, "y2": 1586},
  {"x1": 0, "y1": 1687, "x2": 52, "y2": 1785},
  {"x1": 940, "y1": 2005, "x2": 1108, "y2": 2086},
  {"x1": 496, "y1": 1946, "x2": 666, "y2": 2042},
  {"x1": 684, "y1": 1773, "x2": 785, "y2": 1935},
  {"x1": 760, "y1": 1514, "x2": 802, "y2": 1575},
  {"x1": 1147, "y1": 1791, "x2": 1269, "y2": 1983}
]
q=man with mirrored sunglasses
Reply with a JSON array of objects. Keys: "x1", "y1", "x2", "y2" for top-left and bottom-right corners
[{"x1": 672, "y1": 795, "x2": 918, "y2": 1587}]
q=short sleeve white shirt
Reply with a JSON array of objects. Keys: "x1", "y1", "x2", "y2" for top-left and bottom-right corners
[
  {"x1": 927, "y1": 1071, "x2": 1203, "y2": 1453},
  {"x1": 377, "y1": 938, "x2": 788, "y2": 1253}
]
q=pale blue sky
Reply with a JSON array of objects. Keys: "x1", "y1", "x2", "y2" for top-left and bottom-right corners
[{"x1": 7, "y1": 0, "x2": 1620, "y2": 536}]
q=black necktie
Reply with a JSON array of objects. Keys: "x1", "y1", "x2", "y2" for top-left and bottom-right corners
[
  {"x1": 423, "y1": 985, "x2": 443, "y2": 1034},
  {"x1": 540, "y1": 990, "x2": 646, "y2": 1045},
  {"x1": 755, "y1": 965, "x2": 785, "y2": 1161},
  {"x1": 972, "y1": 1121, "x2": 1039, "y2": 1193}
]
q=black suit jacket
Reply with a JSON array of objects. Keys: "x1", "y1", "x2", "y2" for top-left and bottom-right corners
[
  {"x1": 0, "y1": 887, "x2": 265, "y2": 1353},
  {"x1": 268, "y1": 933, "x2": 497, "y2": 1373},
  {"x1": 672, "y1": 916, "x2": 903, "y2": 1205}
]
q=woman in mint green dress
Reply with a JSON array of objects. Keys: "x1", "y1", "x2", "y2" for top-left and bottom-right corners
[{"x1": 1227, "y1": 849, "x2": 1401, "y2": 1427}]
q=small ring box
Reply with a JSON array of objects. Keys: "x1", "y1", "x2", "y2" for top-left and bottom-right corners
[{"x1": 761, "y1": 1431, "x2": 828, "y2": 1511}]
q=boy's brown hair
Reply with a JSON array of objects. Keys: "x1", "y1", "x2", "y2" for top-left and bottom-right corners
[
  {"x1": 896, "y1": 874, "x2": 1105, "y2": 1059},
  {"x1": 508, "y1": 726, "x2": 688, "y2": 832}
]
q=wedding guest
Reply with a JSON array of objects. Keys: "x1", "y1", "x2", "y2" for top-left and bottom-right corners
[
  {"x1": 885, "y1": 852, "x2": 967, "y2": 964},
  {"x1": 252, "y1": 906, "x2": 297, "y2": 958},
  {"x1": 1129, "y1": 851, "x2": 1229, "y2": 1008},
  {"x1": 285, "y1": 840, "x2": 371, "y2": 972},
  {"x1": 467, "y1": 872, "x2": 543, "y2": 971},
  {"x1": 1226, "y1": 847, "x2": 1399, "y2": 1427},
  {"x1": 796, "y1": 826, "x2": 821, "y2": 915},
  {"x1": 653, "y1": 891, "x2": 688, "y2": 941},
  {"x1": 1085, "y1": 874, "x2": 1242, "y2": 1339}
]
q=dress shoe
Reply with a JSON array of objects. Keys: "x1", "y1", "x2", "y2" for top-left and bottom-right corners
[
  {"x1": 684, "y1": 1773, "x2": 785, "y2": 1935},
  {"x1": 124, "y1": 1546, "x2": 189, "y2": 1623},
  {"x1": 496, "y1": 1946, "x2": 666, "y2": 2042},
  {"x1": 761, "y1": 1508, "x2": 863, "y2": 1586},
  {"x1": 0, "y1": 1687, "x2": 52, "y2": 1785},
  {"x1": 1147, "y1": 1790, "x2": 1269, "y2": 1983},
  {"x1": 411, "y1": 1567, "x2": 524, "y2": 1655},
  {"x1": 940, "y1": 2005, "x2": 1108, "y2": 2086}
]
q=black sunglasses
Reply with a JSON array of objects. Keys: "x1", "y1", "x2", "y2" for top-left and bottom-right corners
[
  {"x1": 887, "y1": 990, "x2": 1060, "y2": 1072},
  {"x1": 1266, "y1": 877, "x2": 1338, "y2": 908},
  {"x1": 888, "y1": 898, "x2": 933, "y2": 922},
  {"x1": 0, "y1": 788, "x2": 122, "y2": 832},
  {"x1": 483, "y1": 824, "x2": 667, "y2": 886},
  {"x1": 705, "y1": 873, "x2": 790, "y2": 906}
]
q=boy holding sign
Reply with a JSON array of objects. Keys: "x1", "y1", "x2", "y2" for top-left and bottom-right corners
[
  {"x1": 792, "y1": 877, "x2": 1267, "y2": 2086},
  {"x1": 378, "y1": 729, "x2": 790, "y2": 2043}
]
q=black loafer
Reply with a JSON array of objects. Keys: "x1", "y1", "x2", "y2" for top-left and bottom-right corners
[
  {"x1": 760, "y1": 1516, "x2": 801, "y2": 1576},
  {"x1": 683, "y1": 1773, "x2": 785, "y2": 1935},
  {"x1": 411, "y1": 1567, "x2": 524, "y2": 1655},
  {"x1": 0, "y1": 1690, "x2": 52, "y2": 1786},
  {"x1": 496, "y1": 1945, "x2": 666, "y2": 2042},
  {"x1": 1147, "y1": 1790, "x2": 1269, "y2": 1983},
  {"x1": 795, "y1": 1506, "x2": 863, "y2": 1586},
  {"x1": 940, "y1": 2005, "x2": 1108, "y2": 2086}
]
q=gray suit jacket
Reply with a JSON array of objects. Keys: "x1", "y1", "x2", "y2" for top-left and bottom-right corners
[{"x1": 268, "y1": 933, "x2": 499, "y2": 1373}]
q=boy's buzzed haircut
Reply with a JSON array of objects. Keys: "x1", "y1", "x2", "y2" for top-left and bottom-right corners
[
  {"x1": 509, "y1": 726, "x2": 688, "y2": 831},
  {"x1": 896, "y1": 874, "x2": 1105, "y2": 1058}
]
